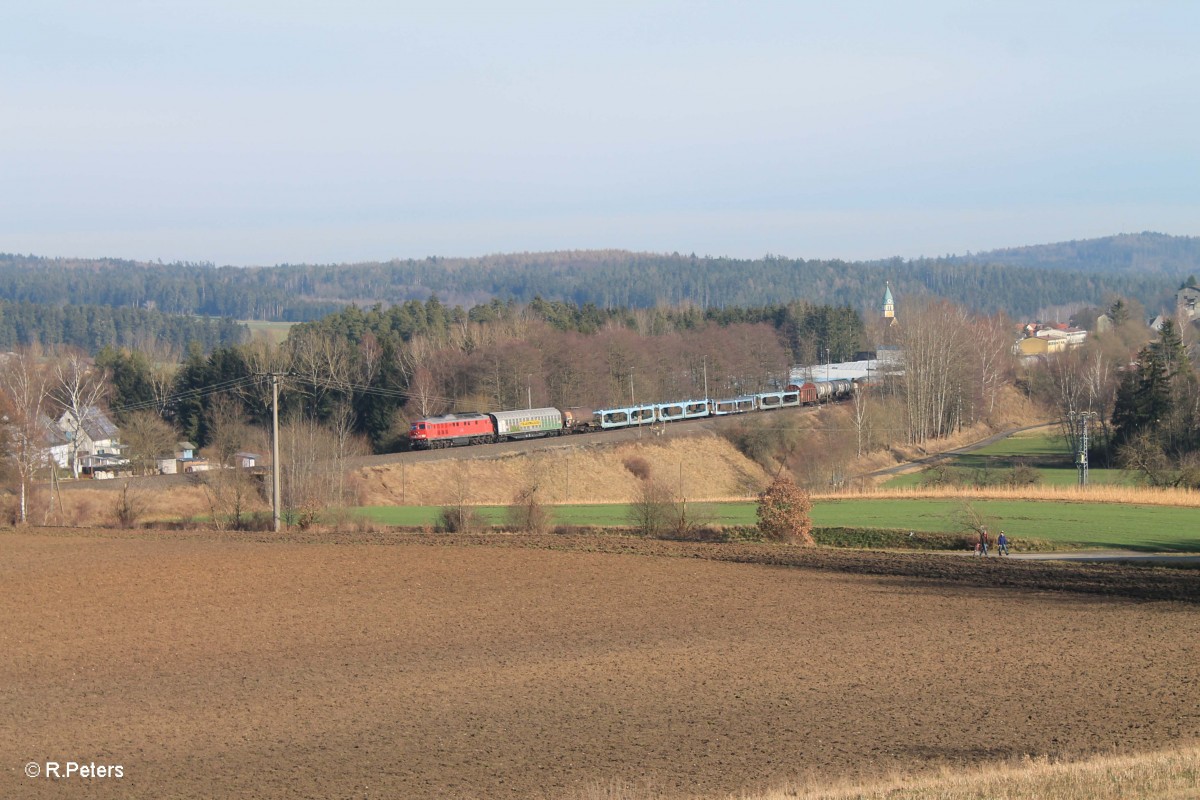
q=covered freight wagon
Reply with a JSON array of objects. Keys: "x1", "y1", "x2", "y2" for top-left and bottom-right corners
[{"x1": 489, "y1": 408, "x2": 564, "y2": 440}]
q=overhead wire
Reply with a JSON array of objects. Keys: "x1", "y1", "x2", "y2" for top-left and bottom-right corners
[{"x1": 108, "y1": 374, "x2": 261, "y2": 415}]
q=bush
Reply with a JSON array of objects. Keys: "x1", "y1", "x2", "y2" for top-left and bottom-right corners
[
  {"x1": 622, "y1": 456, "x2": 652, "y2": 481},
  {"x1": 437, "y1": 505, "x2": 478, "y2": 533},
  {"x1": 1005, "y1": 464, "x2": 1042, "y2": 487},
  {"x1": 627, "y1": 478, "x2": 674, "y2": 537},
  {"x1": 756, "y1": 475, "x2": 814, "y2": 545},
  {"x1": 507, "y1": 485, "x2": 550, "y2": 535},
  {"x1": 112, "y1": 482, "x2": 147, "y2": 529}
]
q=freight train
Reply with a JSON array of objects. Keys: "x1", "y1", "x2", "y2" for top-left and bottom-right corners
[{"x1": 408, "y1": 379, "x2": 856, "y2": 450}]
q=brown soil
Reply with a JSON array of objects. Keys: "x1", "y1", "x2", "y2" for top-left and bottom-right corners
[{"x1": 3, "y1": 529, "x2": 1199, "y2": 799}]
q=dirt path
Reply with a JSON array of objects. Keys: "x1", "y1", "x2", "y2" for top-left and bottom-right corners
[{"x1": 861, "y1": 421, "x2": 1057, "y2": 479}]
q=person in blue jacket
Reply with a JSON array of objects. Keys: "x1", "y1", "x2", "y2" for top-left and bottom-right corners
[{"x1": 997, "y1": 530, "x2": 1010, "y2": 556}]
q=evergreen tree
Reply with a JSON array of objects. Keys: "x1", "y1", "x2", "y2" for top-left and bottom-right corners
[
  {"x1": 1111, "y1": 367, "x2": 1140, "y2": 444},
  {"x1": 1113, "y1": 345, "x2": 1172, "y2": 445},
  {"x1": 1150, "y1": 318, "x2": 1189, "y2": 379},
  {"x1": 1108, "y1": 298, "x2": 1130, "y2": 327}
]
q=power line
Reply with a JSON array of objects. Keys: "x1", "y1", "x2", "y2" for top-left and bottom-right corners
[{"x1": 108, "y1": 375, "x2": 260, "y2": 415}]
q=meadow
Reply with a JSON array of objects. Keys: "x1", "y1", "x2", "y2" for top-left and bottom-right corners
[
  {"x1": 241, "y1": 319, "x2": 297, "y2": 343},
  {"x1": 358, "y1": 494, "x2": 1200, "y2": 552},
  {"x1": 882, "y1": 428, "x2": 1132, "y2": 488}
]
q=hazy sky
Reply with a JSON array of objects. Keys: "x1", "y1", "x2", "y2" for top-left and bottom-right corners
[{"x1": 3, "y1": 1, "x2": 1197, "y2": 265}]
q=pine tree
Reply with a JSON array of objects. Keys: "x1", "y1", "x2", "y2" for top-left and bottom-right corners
[{"x1": 1150, "y1": 318, "x2": 1189, "y2": 379}]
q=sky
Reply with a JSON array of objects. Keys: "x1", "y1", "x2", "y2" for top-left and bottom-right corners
[{"x1": 2, "y1": 1, "x2": 1198, "y2": 266}]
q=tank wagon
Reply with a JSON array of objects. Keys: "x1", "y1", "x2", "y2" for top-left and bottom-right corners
[{"x1": 786, "y1": 378, "x2": 854, "y2": 405}]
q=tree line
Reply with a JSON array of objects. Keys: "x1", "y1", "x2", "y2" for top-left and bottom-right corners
[
  {"x1": 142, "y1": 297, "x2": 864, "y2": 452},
  {"x1": 1, "y1": 240, "x2": 1185, "y2": 322},
  {"x1": 1025, "y1": 299, "x2": 1200, "y2": 487},
  {"x1": 0, "y1": 297, "x2": 246, "y2": 353}
]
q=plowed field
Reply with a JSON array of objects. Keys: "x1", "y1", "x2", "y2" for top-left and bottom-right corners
[{"x1": 3, "y1": 530, "x2": 1198, "y2": 799}]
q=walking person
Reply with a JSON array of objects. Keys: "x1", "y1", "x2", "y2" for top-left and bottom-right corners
[
  {"x1": 997, "y1": 530, "x2": 1009, "y2": 556},
  {"x1": 980, "y1": 527, "x2": 990, "y2": 557}
]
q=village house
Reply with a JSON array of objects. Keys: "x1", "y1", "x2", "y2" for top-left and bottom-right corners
[
  {"x1": 1013, "y1": 323, "x2": 1088, "y2": 359},
  {"x1": 56, "y1": 405, "x2": 127, "y2": 477},
  {"x1": 37, "y1": 414, "x2": 72, "y2": 470}
]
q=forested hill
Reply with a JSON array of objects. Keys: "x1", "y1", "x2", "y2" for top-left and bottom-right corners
[
  {"x1": 0, "y1": 298, "x2": 246, "y2": 353},
  {"x1": 934, "y1": 232, "x2": 1200, "y2": 276},
  {"x1": 1, "y1": 233, "x2": 1192, "y2": 322}
]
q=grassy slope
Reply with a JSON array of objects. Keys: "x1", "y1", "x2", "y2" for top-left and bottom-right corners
[{"x1": 883, "y1": 429, "x2": 1131, "y2": 488}]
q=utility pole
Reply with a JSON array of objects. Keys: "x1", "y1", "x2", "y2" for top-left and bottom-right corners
[
  {"x1": 629, "y1": 370, "x2": 635, "y2": 406},
  {"x1": 1070, "y1": 411, "x2": 1095, "y2": 487},
  {"x1": 271, "y1": 372, "x2": 282, "y2": 532},
  {"x1": 702, "y1": 356, "x2": 708, "y2": 401}
]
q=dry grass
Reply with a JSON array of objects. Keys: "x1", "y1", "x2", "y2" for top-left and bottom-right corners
[
  {"x1": 744, "y1": 746, "x2": 1200, "y2": 800},
  {"x1": 357, "y1": 434, "x2": 772, "y2": 505},
  {"x1": 45, "y1": 483, "x2": 218, "y2": 526},
  {"x1": 818, "y1": 483, "x2": 1200, "y2": 508},
  {"x1": 569, "y1": 746, "x2": 1200, "y2": 800}
]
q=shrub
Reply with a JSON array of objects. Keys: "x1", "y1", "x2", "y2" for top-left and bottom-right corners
[
  {"x1": 1005, "y1": 464, "x2": 1042, "y2": 487},
  {"x1": 756, "y1": 475, "x2": 814, "y2": 545},
  {"x1": 112, "y1": 481, "x2": 147, "y2": 529},
  {"x1": 622, "y1": 455, "x2": 652, "y2": 481},
  {"x1": 507, "y1": 485, "x2": 550, "y2": 535},
  {"x1": 437, "y1": 505, "x2": 478, "y2": 533},
  {"x1": 627, "y1": 478, "x2": 674, "y2": 537}
]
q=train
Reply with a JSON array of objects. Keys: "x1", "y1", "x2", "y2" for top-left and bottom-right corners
[{"x1": 408, "y1": 378, "x2": 857, "y2": 450}]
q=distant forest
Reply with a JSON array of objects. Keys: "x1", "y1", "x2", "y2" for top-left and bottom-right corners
[
  {"x1": 0, "y1": 298, "x2": 246, "y2": 353},
  {"x1": 1, "y1": 232, "x2": 1194, "y2": 323}
]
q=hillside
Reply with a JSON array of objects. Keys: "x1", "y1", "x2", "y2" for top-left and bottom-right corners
[
  {"x1": 356, "y1": 433, "x2": 772, "y2": 507},
  {"x1": 2, "y1": 232, "x2": 1194, "y2": 321},
  {"x1": 938, "y1": 231, "x2": 1200, "y2": 276}
]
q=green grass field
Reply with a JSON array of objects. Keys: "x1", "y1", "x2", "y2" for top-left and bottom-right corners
[
  {"x1": 241, "y1": 320, "x2": 297, "y2": 343},
  {"x1": 883, "y1": 429, "x2": 1133, "y2": 488},
  {"x1": 358, "y1": 498, "x2": 1200, "y2": 552}
]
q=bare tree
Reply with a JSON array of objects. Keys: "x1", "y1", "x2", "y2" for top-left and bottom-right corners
[
  {"x1": 438, "y1": 460, "x2": 478, "y2": 533},
  {"x1": 409, "y1": 366, "x2": 442, "y2": 418},
  {"x1": 328, "y1": 399, "x2": 368, "y2": 506},
  {"x1": 851, "y1": 383, "x2": 870, "y2": 458},
  {"x1": 204, "y1": 394, "x2": 254, "y2": 468},
  {"x1": 357, "y1": 331, "x2": 384, "y2": 387},
  {"x1": 288, "y1": 326, "x2": 354, "y2": 396},
  {"x1": 627, "y1": 478, "x2": 675, "y2": 537},
  {"x1": 972, "y1": 314, "x2": 1014, "y2": 419},
  {"x1": 506, "y1": 484, "x2": 551, "y2": 535},
  {"x1": 279, "y1": 413, "x2": 356, "y2": 528},
  {"x1": 141, "y1": 340, "x2": 181, "y2": 416},
  {"x1": 112, "y1": 480, "x2": 150, "y2": 528},
  {"x1": 52, "y1": 351, "x2": 110, "y2": 479},
  {"x1": 899, "y1": 300, "x2": 970, "y2": 448},
  {"x1": 121, "y1": 410, "x2": 178, "y2": 476},
  {"x1": 0, "y1": 349, "x2": 52, "y2": 523},
  {"x1": 201, "y1": 465, "x2": 261, "y2": 530}
]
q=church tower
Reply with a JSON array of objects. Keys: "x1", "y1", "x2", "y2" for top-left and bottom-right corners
[{"x1": 882, "y1": 281, "x2": 895, "y2": 323}]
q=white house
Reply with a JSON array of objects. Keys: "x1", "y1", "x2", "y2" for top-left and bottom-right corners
[
  {"x1": 57, "y1": 405, "x2": 124, "y2": 477},
  {"x1": 37, "y1": 414, "x2": 71, "y2": 469},
  {"x1": 234, "y1": 451, "x2": 260, "y2": 469}
]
